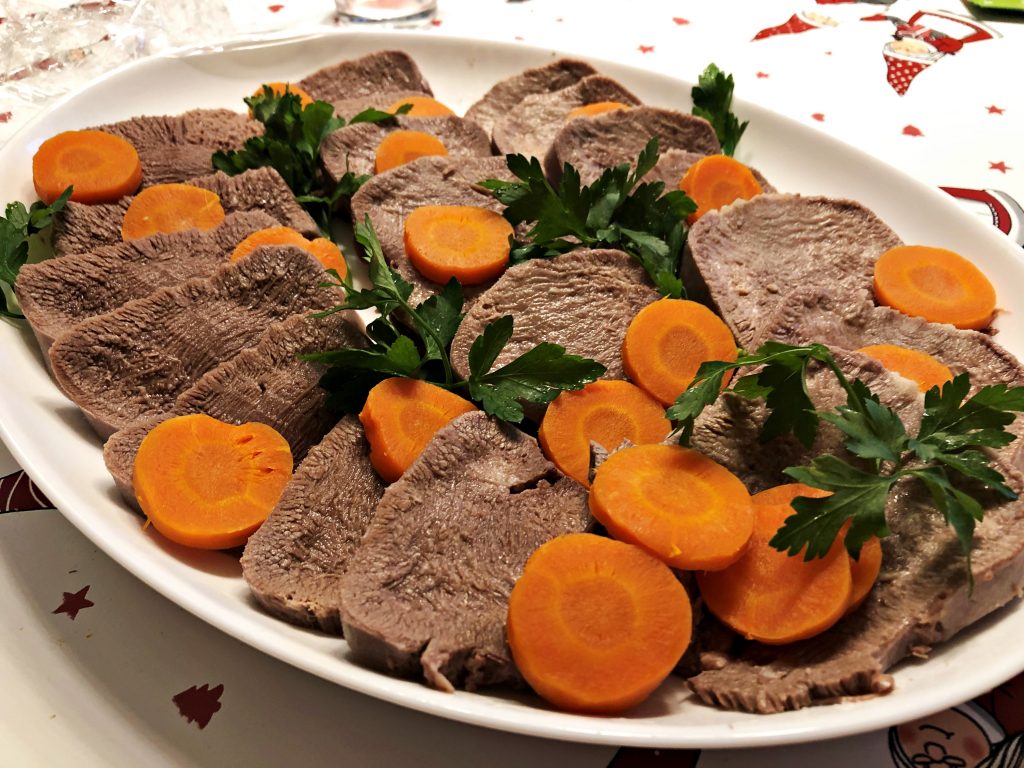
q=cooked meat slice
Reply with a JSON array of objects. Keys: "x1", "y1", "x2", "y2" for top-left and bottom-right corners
[
  {"x1": 17, "y1": 211, "x2": 277, "y2": 353},
  {"x1": 240, "y1": 415, "x2": 384, "y2": 633},
  {"x1": 491, "y1": 75, "x2": 642, "y2": 162},
  {"x1": 544, "y1": 107, "x2": 721, "y2": 184},
  {"x1": 93, "y1": 109, "x2": 261, "y2": 187},
  {"x1": 464, "y1": 58, "x2": 598, "y2": 137},
  {"x1": 48, "y1": 246, "x2": 343, "y2": 439},
  {"x1": 297, "y1": 50, "x2": 432, "y2": 116},
  {"x1": 349, "y1": 154, "x2": 515, "y2": 307},
  {"x1": 450, "y1": 248, "x2": 660, "y2": 383},
  {"x1": 102, "y1": 310, "x2": 363, "y2": 508},
  {"x1": 321, "y1": 115, "x2": 492, "y2": 183},
  {"x1": 52, "y1": 167, "x2": 318, "y2": 257},
  {"x1": 339, "y1": 411, "x2": 590, "y2": 691},
  {"x1": 684, "y1": 194, "x2": 902, "y2": 347}
]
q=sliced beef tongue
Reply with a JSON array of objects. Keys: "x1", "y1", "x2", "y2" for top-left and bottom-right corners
[
  {"x1": 52, "y1": 166, "x2": 318, "y2": 257},
  {"x1": 102, "y1": 309, "x2": 363, "y2": 509},
  {"x1": 320, "y1": 115, "x2": 492, "y2": 183},
  {"x1": 490, "y1": 75, "x2": 643, "y2": 162},
  {"x1": 349, "y1": 154, "x2": 515, "y2": 307},
  {"x1": 16, "y1": 210, "x2": 277, "y2": 353},
  {"x1": 339, "y1": 411, "x2": 590, "y2": 691},
  {"x1": 464, "y1": 58, "x2": 598, "y2": 138},
  {"x1": 685, "y1": 194, "x2": 903, "y2": 348},
  {"x1": 93, "y1": 108, "x2": 260, "y2": 187},
  {"x1": 450, "y1": 248, "x2": 661, "y2": 383},
  {"x1": 48, "y1": 246, "x2": 343, "y2": 439},
  {"x1": 297, "y1": 50, "x2": 433, "y2": 119},
  {"x1": 240, "y1": 415, "x2": 384, "y2": 634}
]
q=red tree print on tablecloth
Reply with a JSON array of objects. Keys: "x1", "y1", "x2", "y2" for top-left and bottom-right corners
[{"x1": 173, "y1": 684, "x2": 224, "y2": 729}]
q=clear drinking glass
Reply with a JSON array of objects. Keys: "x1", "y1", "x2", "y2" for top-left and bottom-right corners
[{"x1": 335, "y1": 0, "x2": 437, "y2": 23}]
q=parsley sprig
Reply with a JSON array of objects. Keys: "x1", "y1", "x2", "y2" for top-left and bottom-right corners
[
  {"x1": 0, "y1": 186, "x2": 72, "y2": 319},
  {"x1": 305, "y1": 218, "x2": 605, "y2": 422},
  {"x1": 691, "y1": 63, "x2": 749, "y2": 157},
  {"x1": 669, "y1": 341, "x2": 1024, "y2": 577},
  {"x1": 480, "y1": 138, "x2": 696, "y2": 298}
]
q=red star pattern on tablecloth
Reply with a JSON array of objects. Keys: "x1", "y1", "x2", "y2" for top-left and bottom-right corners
[
  {"x1": 430, "y1": 18, "x2": 441, "y2": 26},
  {"x1": 987, "y1": 105, "x2": 1005, "y2": 114},
  {"x1": 53, "y1": 586, "x2": 94, "y2": 620},
  {"x1": 672, "y1": 17, "x2": 689, "y2": 25},
  {"x1": 0, "y1": 111, "x2": 11, "y2": 123},
  {"x1": 0, "y1": 470, "x2": 52, "y2": 512},
  {"x1": 812, "y1": 113, "x2": 825, "y2": 122},
  {"x1": 267, "y1": 4, "x2": 283, "y2": 11},
  {"x1": 903, "y1": 124, "x2": 923, "y2": 137},
  {"x1": 173, "y1": 684, "x2": 224, "y2": 729},
  {"x1": 756, "y1": 71, "x2": 769, "y2": 78},
  {"x1": 990, "y1": 161, "x2": 1011, "y2": 174},
  {"x1": 638, "y1": 45, "x2": 654, "y2": 54}
]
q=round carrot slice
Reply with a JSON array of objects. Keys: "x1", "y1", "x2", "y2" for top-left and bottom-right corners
[
  {"x1": 133, "y1": 413, "x2": 293, "y2": 550},
  {"x1": 121, "y1": 183, "x2": 225, "y2": 241},
  {"x1": 374, "y1": 130, "x2": 448, "y2": 173},
  {"x1": 305, "y1": 237, "x2": 348, "y2": 278},
  {"x1": 229, "y1": 226, "x2": 349, "y2": 279},
  {"x1": 590, "y1": 444, "x2": 754, "y2": 571},
  {"x1": 622, "y1": 298, "x2": 738, "y2": 406},
  {"x1": 566, "y1": 101, "x2": 631, "y2": 120},
  {"x1": 33, "y1": 129, "x2": 143, "y2": 205},
  {"x1": 873, "y1": 245, "x2": 996, "y2": 330},
  {"x1": 384, "y1": 95, "x2": 456, "y2": 116},
  {"x1": 679, "y1": 154, "x2": 763, "y2": 223},
  {"x1": 508, "y1": 532, "x2": 692, "y2": 714},
  {"x1": 538, "y1": 380, "x2": 671, "y2": 486},
  {"x1": 856, "y1": 344, "x2": 953, "y2": 392},
  {"x1": 250, "y1": 82, "x2": 314, "y2": 111},
  {"x1": 403, "y1": 205, "x2": 513, "y2": 285}
]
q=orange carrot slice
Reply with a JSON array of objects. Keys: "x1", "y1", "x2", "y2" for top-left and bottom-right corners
[
  {"x1": 679, "y1": 154, "x2": 763, "y2": 223},
  {"x1": 32, "y1": 129, "x2": 143, "y2": 205},
  {"x1": 121, "y1": 183, "x2": 225, "y2": 241},
  {"x1": 566, "y1": 101, "x2": 631, "y2": 120},
  {"x1": 873, "y1": 245, "x2": 997, "y2": 330},
  {"x1": 856, "y1": 344, "x2": 953, "y2": 392},
  {"x1": 590, "y1": 444, "x2": 754, "y2": 571},
  {"x1": 250, "y1": 82, "x2": 314, "y2": 112},
  {"x1": 384, "y1": 95, "x2": 456, "y2": 117},
  {"x1": 622, "y1": 298, "x2": 738, "y2": 407},
  {"x1": 359, "y1": 377, "x2": 477, "y2": 483},
  {"x1": 403, "y1": 205, "x2": 513, "y2": 285},
  {"x1": 507, "y1": 532, "x2": 692, "y2": 714},
  {"x1": 133, "y1": 413, "x2": 293, "y2": 549},
  {"x1": 228, "y1": 226, "x2": 348, "y2": 278},
  {"x1": 374, "y1": 130, "x2": 448, "y2": 173},
  {"x1": 538, "y1": 380, "x2": 671, "y2": 486}
]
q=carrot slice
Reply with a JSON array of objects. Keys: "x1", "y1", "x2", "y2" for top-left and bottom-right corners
[
  {"x1": 538, "y1": 380, "x2": 671, "y2": 486},
  {"x1": 679, "y1": 154, "x2": 763, "y2": 223},
  {"x1": 873, "y1": 245, "x2": 996, "y2": 330},
  {"x1": 228, "y1": 226, "x2": 348, "y2": 278},
  {"x1": 250, "y1": 82, "x2": 314, "y2": 111},
  {"x1": 507, "y1": 532, "x2": 692, "y2": 714},
  {"x1": 566, "y1": 101, "x2": 631, "y2": 120},
  {"x1": 697, "y1": 500, "x2": 852, "y2": 644},
  {"x1": 403, "y1": 205, "x2": 513, "y2": 285},
  {"x1": 121, "y1": 183, "x2": 225, "y2": 241},
  {"x1": 374, "y1": 130, "x2": 448, "y2": 173},
  {"x1": 590, "y1": 444, "x2": 754, "y2": 571},
  {"x1": 359, "y1": 377, "x2": 477, "y2": 483},
  {"x1": 384, "y1": 95, "x2": 456, "y2": 116},
  {"x1": 622, "y1": 298, "x2": 738, "y2": 407},
  {"x1": 32, "y1": 129, "x2": 142, "y2": 205},
  {"x1": 133, "y1": 413, "x2": 293, "y2": 550},
  {"x1": 856, "y1": 344, "x2": 953, "y2": 392}
]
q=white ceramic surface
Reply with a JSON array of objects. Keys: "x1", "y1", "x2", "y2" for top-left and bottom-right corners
[{"x1": 1, "y1": 30, "x2": 1022, "y2": 749}]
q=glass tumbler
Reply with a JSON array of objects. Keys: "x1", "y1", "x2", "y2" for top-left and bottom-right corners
[{"x1": 335, "y1": 0, "x2": 438, "y2": 23}]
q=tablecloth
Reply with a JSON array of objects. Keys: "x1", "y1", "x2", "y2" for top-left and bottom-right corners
[{"x1": 1, "y1": 1, "x2": 1022, "y2": 765}]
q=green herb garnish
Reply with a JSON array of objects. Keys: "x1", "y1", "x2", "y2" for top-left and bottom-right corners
[
  {"x1": 0, "y1": 186, "x2": 72, "y2": 319},
  {"x1": 691, "y1": 63, "x2": 749, "y2": 157},
  {"x1": 480, "y1": 138, "x2": 696, "y2": 298}
]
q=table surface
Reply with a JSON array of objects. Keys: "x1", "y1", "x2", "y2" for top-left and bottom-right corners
[{"x1": 2, "y1": 0, "x2": 1023, "y2": 765}]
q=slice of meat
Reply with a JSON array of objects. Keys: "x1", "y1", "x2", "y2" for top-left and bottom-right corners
[
  {"x1": 52, "y1": 166, "x2": 318, "y2": 257},
  {"x1": 544, "y1": 107, "x2": 721, "y2": 185},
  {"x1": 321, "y1": 115, "x2": 492, "y2": 183},
  {"x1": 240, "y1": 415, "x2": 385, "y2": 633},
  {"x1": 349, "y1": 155, "x2": 515, "y2": 307},
  {"x1": 93, "y1": 108, "x2": 261, "y2": 187},
  {"x1": 450, "y1": 248, "x2": 660, "y2": 383},
  {"x1": 16, "y1": 211, "x2": 277, "y2": 353},
  {"x1": 297, "y1": 50, "x2": 432, "y2": 118},
  {"x1": 491, "y1": 75, "x2": 642, "y2": 162},
  {"x1": 102, "y1": 310, "x2": 363, "y2": 508},
  {"x1": 339, "y1": 411, "x2": 590, "y2": 691},
  {"x1": 684, "y1": 194, "x2": 903, "y2": 347},
  {"x1": 464, "y1": 58, "x2": 598, "y2": 137},
  {"x1": 48, "y1": 246, "x2": 343, "y2": 439}
]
